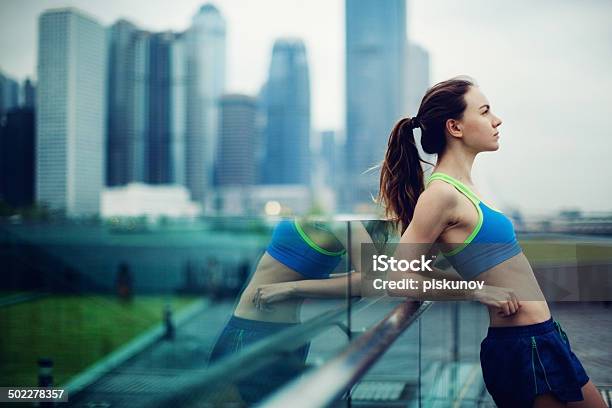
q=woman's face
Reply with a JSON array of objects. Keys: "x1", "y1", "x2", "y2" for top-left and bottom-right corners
[{"x1": 457, "y1": 86, "x2": 503, "y2": 152}]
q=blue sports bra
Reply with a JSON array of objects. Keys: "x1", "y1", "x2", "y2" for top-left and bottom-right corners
[
  {"x1": 266, "y1": 220, "x2": 346, "y2": 279},
  {"x1": 426, "y1": 172, "x2": 522, "y2": 280}
]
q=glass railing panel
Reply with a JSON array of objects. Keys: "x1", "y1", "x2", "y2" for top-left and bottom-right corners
[
  {"x1": 1, "y1": 216, "x2": 363, "y2": 406},
  {"x1": 5, "y1": 216, "x2": 610, "y2": 407}
]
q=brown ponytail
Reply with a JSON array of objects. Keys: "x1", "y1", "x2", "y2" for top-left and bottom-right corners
[
  {"x1": 378, "y1": 76, "x2": 475, "y2": 234},
  {"x1": 378, "y1": 117, "x2": 430, "y2": 234}
]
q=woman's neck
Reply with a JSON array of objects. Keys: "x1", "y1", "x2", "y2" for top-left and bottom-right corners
[{"x1": 434, "y1": 146, "x2": 477, "y2": 185}]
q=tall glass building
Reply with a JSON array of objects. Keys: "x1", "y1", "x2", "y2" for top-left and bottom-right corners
[
  {"x1": 0, "y1": 108, "x2": 35, "y2": 208},
  {"x1": 262, "y1": 38, "x2": 311, "y2": 185},
  {"x1": 0, "y1": 70, "x2": 20, "y2": 115},
  {"x1": 107, "y1": 23, "x2": 186, "y2": 188},
  {"x1": 185, "y1": 4, "x2": 226, "y2": 202},
  {"x1": 148, "y1": 31, "x2": 174, "y2": 185},
  {"x1": 405, "y1": 42, "x2": 430, "y2": 116},
  {"x1": 23, "y1": 78, "x2": 36, "y2": 109},
  {"x1": 405, "y1": 41, "x2": 434, "y2": 166},
  {"x1": 170, "y1": 33, "x2": 187, "y2": 187},
  {"x1": 320, "y1": 130, "x2": 342, "y2": 189},
  {"x1": 36, "y1": 8, "x2": 107, "y2": 215},
  {"x1": 345, "y1": 0, "x2": 407, "y2": 210},
  {"x1": 107, "y1": 20, "x2": 149, "y2": 186},
  {"x1": 216, "y1": 94, "x2": 257, "y2": 186}
]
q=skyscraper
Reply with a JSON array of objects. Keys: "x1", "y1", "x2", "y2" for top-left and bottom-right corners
[
  {"x1": 185, "y1": 4, "x2": 226, "y2": 202},
  {"x1": 254, "y1": 83, "x2": 268, "y2": 184},
  {"x1": 107, "y1": 20, "x2": 149, "y2": 186},
  {"x1": 406, "y1": 42, "x2": 430, "y2": 115},
  {"x1": 216, "y1": 94, "x2": 257, "y2": 186},
  {"x1": 107, "y1": 21, "x2": 186, "y2": 188},
  {"x1": 0, "y1": 108, "x2": 35, "y2": 208},
  {"x1": 405, "y1": 41, "x2": 434, "y2": 166},
  {"x1": 23, "y1": 78, "x2": 36, "y2": 109},
  {"x1": 148, "y1": 31, "x2": 174, "y2": 184},
  {"x1": 262, "y1": 38, "x2": 311, "y2": 185},
  {"x1": 170, "y1": 33, "x2": 187, "y2": 187},
  {"x1": 37, "y1": 8, "x2": 107, "y2": 215},
  {"x1": 320, "y1": 130, "x2": 341, "y2": 189},
  {"x1": 345, "y1": 0, "x2": 407, "y2": 209},
  {"x1": 0, "y1": 70, "x2": 19, "y2": 115}
]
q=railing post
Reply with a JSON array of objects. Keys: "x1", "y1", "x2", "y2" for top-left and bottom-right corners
[
  {"x1": 451, "y1": 302, "x2": 460, "y2": 400},
  {"x1": 418, "y1": 317, "x2": 422, "y2": 408},
  {"x1": 346, "y1": 220, "x2": 352, "y2": 408},
  {"x1": 346, "y1": 220, "x2": 352, "y2": 340},
  {"x1": 164, "y1": 304, "x2": 175, "y2": 340},
  {"x1": 38, "y1": 357, "x2": 54, "y2": 407}
]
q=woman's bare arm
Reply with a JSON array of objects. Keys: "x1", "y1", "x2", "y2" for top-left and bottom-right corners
[
  {"x1": 252, "y1": 272, "x2": 363, "y2": 309},
  {"x1": 291, "y1": 272, "x2": 362, "y2": 298}
]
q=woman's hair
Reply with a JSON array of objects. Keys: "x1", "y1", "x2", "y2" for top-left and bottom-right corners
[{"x1": 378, "y1": 76, "x2": 475, "y2": 234}]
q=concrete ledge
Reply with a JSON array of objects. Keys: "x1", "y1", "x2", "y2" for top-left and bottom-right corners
[{"x1": 64, "y1": 298, "x2": 209, "y2": 395}]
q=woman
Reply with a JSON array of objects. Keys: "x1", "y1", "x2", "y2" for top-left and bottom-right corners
[
  {"x1": 208, "y1": 218, "x2": 374, "y2": 405},
  {"x1": 375, "y1": 77, "x2": 606, "y2": 407}
]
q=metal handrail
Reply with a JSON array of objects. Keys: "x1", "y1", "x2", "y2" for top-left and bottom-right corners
[
  {"x1": 258, "y1": 299, "x2": 434, "y2": 408},
  {"x1": 153, "y1": 296, "x2": 386, "y2": 407}
]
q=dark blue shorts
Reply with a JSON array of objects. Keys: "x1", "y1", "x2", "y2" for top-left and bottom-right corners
[
  {"x1": 209, "y1": 315, "x2": 310, "y2": 404},
  {"x1": 480, "y1": 317, "x2": 589, "y2": 407}
]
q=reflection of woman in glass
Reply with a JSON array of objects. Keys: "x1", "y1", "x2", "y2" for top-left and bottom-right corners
[
  {"x1": 378, "y1": 77, "x2": 605, "y2": 407},
  {"x1": 208, "y1": 218, "x2": 376, "y2": 405}
]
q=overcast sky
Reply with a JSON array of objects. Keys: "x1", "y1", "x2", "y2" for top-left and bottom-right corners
[{"x1": 1, "y1": 0, "x2": 611, "y2": 214}]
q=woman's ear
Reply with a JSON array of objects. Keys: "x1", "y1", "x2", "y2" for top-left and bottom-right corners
[{"x1": 446, "y1": 118, "x2": 463, "y2": 139}]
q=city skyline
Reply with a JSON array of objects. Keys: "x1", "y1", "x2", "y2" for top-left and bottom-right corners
[
  {"x1": 104, "y1": 5, "x2": 228, "y2": 205},
  {"x1": 1, "y1": 0, "x2": 612, "y2": 213}
]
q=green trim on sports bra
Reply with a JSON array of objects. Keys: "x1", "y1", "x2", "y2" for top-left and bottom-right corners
[
  {"x1": 293, "y1": 220, "x2": 346, "y2": 257},
  {"x1": 427, "y1": 172, "x2": 484, "y2": 256},
  {"x1": 428, "y1": 172, "x2": 503, "y2": 212}
]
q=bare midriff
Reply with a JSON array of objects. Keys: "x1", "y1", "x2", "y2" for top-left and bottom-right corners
[
  {"x1": 233, "y1": 251, "x2": 306, "y2": 323},
  {"x1": 477, "y1": 251, "x2": 551, "y2": 327}
]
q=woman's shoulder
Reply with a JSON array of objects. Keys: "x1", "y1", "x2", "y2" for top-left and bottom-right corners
[
  {"x1": 400, "y1": 181, "x2": 460, "y2": 241},
  {"x1": 419, "y1": 179, "x2": 460, "y2": 210}
]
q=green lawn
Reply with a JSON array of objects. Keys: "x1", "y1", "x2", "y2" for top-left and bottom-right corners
[{"x1": 0, "y1": 295, "x2": 198, "y2": 387}]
